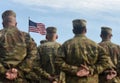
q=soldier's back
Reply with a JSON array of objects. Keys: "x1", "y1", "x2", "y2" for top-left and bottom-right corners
[
  {"x1": 60, "y1": 34, "x2": 109, "y2": 83},
  {"x1": 99, "y1": 41, "x2": 120, "y2": 83},
  {"x1": 38, "y1": 41, "x2": 61, "y2": 83}
]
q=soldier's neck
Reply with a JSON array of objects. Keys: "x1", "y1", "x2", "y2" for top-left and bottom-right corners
[
  {"x1": 48, "y1": 39, "x2": 56, "y2": 42},
  {"x1": 3, "y1": 23, "x2": 16, "y2": 28},
  {"x1": 102, "y1": 38, "x2": 111, "y2": 41}
]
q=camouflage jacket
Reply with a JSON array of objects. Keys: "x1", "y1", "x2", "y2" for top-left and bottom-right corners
[
  {"x1": 37, "y1": 41, "x2": 61, "y2": 79},
  {"x1": 0, "y1": 27, "x2": 37, "y2": 80},
  {"x1": 98, "y1": 40, "x2": 120, "y2": 83},
  {"x1": 55, "y1": 34, "x2": 111, "y2": 83},
  {"x1": 99, "y1": 40, "x2": 120, "y2": 67}
]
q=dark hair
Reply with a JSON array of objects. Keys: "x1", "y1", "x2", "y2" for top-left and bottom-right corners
[
  {"x1": 101, "y1": 31, "x2": 110, "y2": 37},
  {"x1": 73, "y1": 25, "x2": 86, "y2": 34}
]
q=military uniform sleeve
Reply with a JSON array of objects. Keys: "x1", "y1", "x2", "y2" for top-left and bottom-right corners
[
  {"x1": 88, "y1": 45, "x2": 113, "y2": 75},
  {"x1": 17, "y1": 33, "x2": 37, "y2": 75},
  {"x1": 0, "y1": 63, "x2": 7, "y2": 75},
  {"x1": 0, "y1": 30, "x2": 7, "y2": 74},
  {"x1": 55, "y1": 46, "x2": 79, "y2": 75},
  {"x1": 26, "y1": 54, "x2": 51, "y2": 80},
  {"x1": 36, "y1": 46, "x2": 52, "y2": 79},
  {"x1": 117, "y1": 59, "x2": 120, "y2": 76},
  {"x1": 116, "y1": 46, "x2": 120, "y2": 76},
  {"x1": 33, "y1": 66, "x2": 51, "y2": 79},
  {"x1": 37, "y1": 45, "x2": 42, "y2": 65}
]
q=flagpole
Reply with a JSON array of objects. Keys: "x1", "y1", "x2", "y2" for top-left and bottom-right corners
[{"x1": 28, "y1": 17, "x2": 30, "y2": 34}]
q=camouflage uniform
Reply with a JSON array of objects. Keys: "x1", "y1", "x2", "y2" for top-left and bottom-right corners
[
  {"x1": 98, "y1": 27, "x2": 120, "y2": 83},
  {"x1": 40, "y1": 40, "x2": 48, "y2": 45},
  {"x1": 55, "y1": 19, "x2": 111, "y2": 83},
  {"x1": 37, "y1": 27, "x2": 61, "y2": 83},
  {"x1": 0, "y1": 10, "x2": 37, "y2": 83}
]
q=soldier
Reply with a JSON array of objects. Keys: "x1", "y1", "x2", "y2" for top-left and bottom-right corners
[
  {"x1": 37, "y1": 27, "x2": 61, "y2": 83},
  {"x1": 98, "y1": 27, "x2": 120, "y2": 83},
  {"x1": 0, "y1": 10, "x2": 37, "y2": 83},
  {"x1": 55, "y1": 19, "x2": 112, "y2": 83}
]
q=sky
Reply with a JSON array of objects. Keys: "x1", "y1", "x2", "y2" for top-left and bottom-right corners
[{"x1": 0, "y1": 0, "x2": 120, "y2": 46}]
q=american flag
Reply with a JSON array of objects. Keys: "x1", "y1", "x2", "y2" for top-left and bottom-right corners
[{"x1": 29, "y1": 20, "x2": 46, "y2": 35}]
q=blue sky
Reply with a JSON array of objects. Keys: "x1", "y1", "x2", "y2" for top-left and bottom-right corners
[{"x1": 0, "y1": 0, "x2": 120, "y2": 45}]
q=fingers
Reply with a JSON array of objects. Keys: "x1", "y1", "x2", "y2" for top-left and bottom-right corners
[
  {"x1": 5, "y1": 68, "x2": 18, "y2": 80},
  {"x1": 48, "y1": 76, "x2": 56, "y2": 82},
  {"x1": 52, "y1": 81, "x2": 58, "y2": 83},
  {"x1": 76, "y1": 69, "x2": 89, "y2": 77},
  {"x1": 6, "y1": 73, "x2": 16, "y2": 80},
  {"x1": 106, "y1": 73, "x2": 117, "y2": 80},
  {"x1": 80, "y1": 64, "x2": 89, "y2": 70},
  {"x1": 11, "y1": 68, "x2": 18, "y2": 73},
  {"x1": 106, "y1": 74, "x2": 115, "y2": 80}
]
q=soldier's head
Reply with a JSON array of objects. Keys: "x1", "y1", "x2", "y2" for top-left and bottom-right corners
[
  {"x1": 2, "y1": 10, "x2": 17, "y2": 28},
  {"x1": 46, "y1": 27, "x2": 58, "y2": 41},
  {"x1": 100, "y1": 26, "x2": 112, "y2": 40},
  {"x1": 72, "y1": 19, "x2": 87, "y2": 35},
  {"x1": 40, "y1": 40, "x2": 48, "y2": 44}
]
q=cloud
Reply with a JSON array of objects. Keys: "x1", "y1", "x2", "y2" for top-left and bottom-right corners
[
  {"x1": 11, "y1": 0, "x2": 120, "y2": 24},
  {"x1": 11, "y1": 0, "x2": 120, "y2": 12}
]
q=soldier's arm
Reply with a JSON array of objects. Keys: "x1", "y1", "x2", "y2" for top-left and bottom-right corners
[
  {"x1": 32, "y1": 54, "x2": 57, "y2": 81},
  {"x1": 116, "y1": 46, "x2": 120, "y2": 76},
  {"x1": 17, "y1": 33, "x2": 37, "y2": 75},
  {"x1": 88, "y1": 46, "x2": 113, "y2": 75},
  {"x1": 0, "y1": 63, "x2": 7, "y2": 75},
  {"x1": 0, "y1": 31, "x2": 7, "y2": 75},
  {"x1": 117, "y1": 61, "x2": 120, "y2": 76},
  {"x1": 35, "y1": 46, "x2": 52, "y2": 79},
  {"x1": 55, "y1": 46, "x2": 79, "y2": 75},
  {"x1": 33, "y1": 66, "x2": 51, "y2": 79}
]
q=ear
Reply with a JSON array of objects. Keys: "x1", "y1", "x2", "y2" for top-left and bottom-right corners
[
  {"x1": 100, "y1": 34, "x2": 102, "y2": 38},
  {"x1": 73, "y1": 29, "x2": 75, "y2": 34},
  {"x1": 56, "y1": 34, "x2": 58, "y2": 39},
  {"x1": 15, "y1": 22, "x2": 17, "y2": 26},
  {"x1": 111, "y1": 34, "x2": 113, "y2": 37},
  {"x1": 2, "y1": 22, "x2": 5, "y2": 27},
  {"x1": 2, "y1": 22, "x2": 3, "y2": 26},
  {"x1": 109, "y1": 34, "x2": 112, "y2": 39},
  {"x1": 85, "y1": 28, "x2": 87, "y2": 33},
  {"x1": 46, "y1": 35, "x2": 48, "y2": 39}
]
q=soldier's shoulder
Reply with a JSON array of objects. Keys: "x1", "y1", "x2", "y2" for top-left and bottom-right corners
[
  {"x1": 0, "y1": 29, "x2": 4, "y2": 37},
  {"x1": 85, "y1": 38, "x2": 98, "y2": 46},
  {"x1": 111, "y1": 42, "x2": 120, "y2": 49},
  {"x1": 0, "y1": 28, "x2": 5, "y2": 32},
  {"x1": 39, "y1": 41, "x2": 60, "y2": 48},
  {"x1": 20, "y1": 31, "x2": 34, "y2": 40},
  {"x1": 53, "y1": 41, "x2": 61, "y2": 46},
  {"x1": 39, "y1": 42, "x2": 48, "y2": 48},
  {"x1": 20, "y1": 31, "x2": 36, "y2": 43},
  {"x1": 102, "y1": 41, "x2": 120, "y2": 48},
  {"x1": 63, "y1": 38, "x2": 74, "y2": 45},
  {"x1": 19, "y1": 30, "x2": 29, "y2": 35},
  {"x1": 38, "y1": 43, "x2": 51, "y2": 51},
  {"x1": 111, "y1": 42, "x2": 119, "y2": 46}
]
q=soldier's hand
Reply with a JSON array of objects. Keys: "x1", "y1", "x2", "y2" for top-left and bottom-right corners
[
  {"x1": 48, "y1": 76, "x2": 56, "y2": 82},
  {"x1": 106, "y1": 69, "x2": 117, "y2": 80},
  {"x1": 76, "y1": 64, "x2": 89, "y2": 77},
  {"x1": 6, "y1": 68, "x2": 18, "y2": 80},
  {"x1": 11, "y1": 68, "x2": 18, "y2": 73},
  {"x1": 52, "y1": 80, "x2": 58, "y2": 83}
]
